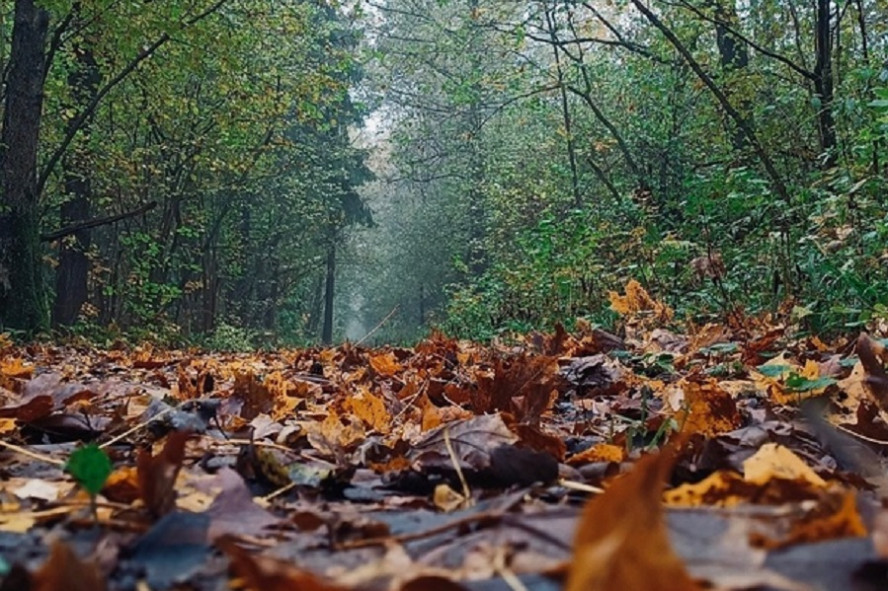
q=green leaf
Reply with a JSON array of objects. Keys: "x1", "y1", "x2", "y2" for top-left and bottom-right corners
[
  {"x1": 756, "y1": 364, "x2": 790, "y2": 378},
  {"x1": 784, "y1": 373, "x2": 837, "y2": 392},
  {"x1": 66, "y1": 443, "x2": 112, "y2": 496}
]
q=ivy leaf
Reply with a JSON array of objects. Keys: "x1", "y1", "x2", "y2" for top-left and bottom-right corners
[{"x1": 66, "y1": 443, "x2": 112, "y2": 497}]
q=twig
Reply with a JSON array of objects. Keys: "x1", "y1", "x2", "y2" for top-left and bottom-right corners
[
  {"x1": 100, "y1": 406, "x2": 173, "y2": 449},
  {"x1": 493, "y1": 547, "x2": 529, "y2": 591},
  {"x1": 443, "y1": 426, "x2": 472, "y2": 504},
  {"x1": 207, "y1": 437, "x2": 337, "y2": 467},
  {"x1": 391, "y1": 379, "x2": 429, "y2": 422},
  {"x1": 558, "y1": 479, "x2": 604, "y2": 494},
  {"x1": 259, "y1": 481, "x2": 296, "y2": 503},
  {"x1": 355, "y1": 305, "x2": 400, "y2": 346},
  {"x1": 336, "y1": 511, "x2": 501, "y2": 550},
  {"x1": 834, "y1": 423, "x2": 888, "y2": 445},
  {"x1": 0, "y1": 440, "x2": 66, "y2": 466}
]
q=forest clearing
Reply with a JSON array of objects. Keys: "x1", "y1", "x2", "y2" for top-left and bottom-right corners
[{"x1": 1, "y1": 0, "x2": 887, "y2": 589}]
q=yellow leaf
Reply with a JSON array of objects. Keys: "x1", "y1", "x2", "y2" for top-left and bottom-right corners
[{"x1": 743, "y1": 443, "x2": 826, "y2": 487}]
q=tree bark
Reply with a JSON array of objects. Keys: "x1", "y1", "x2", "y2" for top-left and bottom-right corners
[
  {"x1": 54, "y1": 24, "x2": 101, "y2": 327},
  {"x1": 545, "y1": 5, "x2": 581, "y2": 207},
  {"x1": 712, "y1": 0, "x2": 752, "y2": 151},
  {"x1": 0, "y1": 0, "x2": 50, "y2": 332},
  {"x1": 322, "y1": 243, "x2": 336, "y2": 345},
  {"x1": 813, "y1": 0, "x2": 837, "y2": 167}
]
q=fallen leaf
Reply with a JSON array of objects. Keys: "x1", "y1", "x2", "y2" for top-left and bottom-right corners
[
  {"x1": 856, "y1": 333, "x2": 888, "y2": 411},
  {"x1": 566, "y1": 446, "x2": 700, "y2": 591},
  {"x1": 743, "y1": 443, "x2": 826, "y2": 487},
  {"x1": 31, "y1": 541, "x2": 106, "y2": 591},
  {"x1": 137, "y1": 430, "x2": 190, "y2": 517}
]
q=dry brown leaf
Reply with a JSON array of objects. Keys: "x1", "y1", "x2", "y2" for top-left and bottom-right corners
[
  {"x1": 344, "y1": 386, "x2": 391, "y2": 434},
  {"x1": 856, "y1": 333, "x2": 888, "y2": 411},
  {"x1": 137, "y1": 430, "x2": 190, "y2": 517},
  {"x1": 31, "y1": 541, "x2": 106, "y2": 591},
  {"x1": 752, "y1": 490, "x2": 866, "y2": 549},
  {"x1": 566, "y1": 447, "x2": 700, "y2": 591},
  {"x1": 369, "y1": 351, "x2": 402, "y2": 377},
  {"x1": 0, "y1": 357, "x2": 32, "y2": 379},
  {"x1": 673, "y1": 379, "x2": 742, "y2": 437}
]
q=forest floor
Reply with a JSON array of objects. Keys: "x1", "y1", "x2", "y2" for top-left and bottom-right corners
[{"x1": 3, "y1": 291, "x2": 888, "y2": 590}]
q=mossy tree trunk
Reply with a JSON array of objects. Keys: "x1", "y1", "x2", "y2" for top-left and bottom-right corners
[{"x1": 0, "y1": 0, "x2": 50, "y2": 332}]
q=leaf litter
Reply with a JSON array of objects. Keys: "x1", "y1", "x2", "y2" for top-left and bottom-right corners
[{"x1": 3, "y1": 291, "x2": 888, "y2": 589}]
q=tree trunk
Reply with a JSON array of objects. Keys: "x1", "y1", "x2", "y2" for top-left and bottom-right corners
[
  {"x1": 321, "y1": 243, "x2": 335, "y2": 345},
  {"x1": 813, "y1": 0, "x2": 837, "y2": 167},
  {"x1": 712, "y1": 0, "x2": 752, "y2": 152},
  {"x1": 0, "y1": 1, "x2": 50, "y2": 332},
  {"x1": 545, "y1": 5, "x2": 581, "y2": 207},
  {"x1": 54, "y1": 37, "x2": 101, "y2": 327}
]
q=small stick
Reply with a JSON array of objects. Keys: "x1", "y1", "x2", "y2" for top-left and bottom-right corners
[
  {"x1": 493, "y1": 547, "x2": 529, "y2": 591},
  {"x1": 559, "y1": 479, "x2": 605, "y2": 495},
  {"x1": 443, "y1": 426, "x2": 472, "y2": 504},
  {"x1": 356, "y1": 305, "x2": 400, "y2": 346},
  {"x1": 0, "y1": 440, "x2": 65, "y2": 466},
  {"x1": 336, "y1": 511, "x2": 502, "y2": 550},
  {"x1": 260, "y1": 481, "x2": 296, "y2": 503},
  {"x1": 391, "y1": 379, "x2": 429, "y2": 422},
  {"x1": 209, "y1": 437, "x2": 337, "y2": 467},
  {"x1": 100, "y1": 406, "x2": 174, "y2": 449}
]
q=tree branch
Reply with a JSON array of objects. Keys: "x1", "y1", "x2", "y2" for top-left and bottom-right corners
[
  {"x1": 36, "y1": 0, "x2": 230, "y2": 197},
  {"x1": 630, "y1": 0, "x2": 790, "y2": 202},
  {"x1": 667, "y1": 0, "x2": 815, "y2": 80},
  {"x1": 41, "y1": 201, "x2": 157, "y2": 242}
]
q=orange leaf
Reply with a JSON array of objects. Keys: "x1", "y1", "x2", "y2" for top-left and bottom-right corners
[
  {"x1": 369, "y1": 352, "x2": 401, "y2": 377},
  {"x1": 567, "y1": 442, "x2": 626, "y2": 466},
  {"x1": 566, "y1": 447, "x2": 700, "y2": 591},
  {"x1": 753, "y1": 490, "x2": 866, "y2": 549},
  {"x1": 344, "y1": 386, "x2": 391, "y2": 434},
  {"x1": 0, "y1": 357, "x2": 32, "y2": 379},
  {"x1": 102, "y1": 466, "x2": 141, "y2": 504}
]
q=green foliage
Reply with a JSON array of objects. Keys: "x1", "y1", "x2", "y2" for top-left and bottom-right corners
[
  {"x1": 359, "y1": 0, "x2": 888, "y2": 341},
  {"x1": 66, "y1": 443, "x2": 112, "y2": 497},
  {"x1": 201, "y1": 321, "x2": 258, "y2": 352}
]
